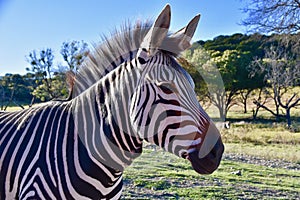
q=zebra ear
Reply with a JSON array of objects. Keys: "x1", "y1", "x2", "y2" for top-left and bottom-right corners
[
  {"x1": 169, "y1": 14, "x2": 200, "y2": 51},
  {"x1": 138, "y1": 4, "x2": 171, "y2": 61}
]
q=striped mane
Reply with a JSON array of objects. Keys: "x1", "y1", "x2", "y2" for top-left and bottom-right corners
[
  {"x1": 71, "y1": 21, "x2": 151, "y2": 98},
  {"x1": 70, "y1": 21, "x2": 185, "y2": 98}
]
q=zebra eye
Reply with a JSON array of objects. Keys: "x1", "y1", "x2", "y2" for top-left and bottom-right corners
[
  {"x1": 138, "y1": 57, "x2": 147, "y2": 64},
  {"x1": 158, "y1": 82, "x2": 178, "y2": 94}
]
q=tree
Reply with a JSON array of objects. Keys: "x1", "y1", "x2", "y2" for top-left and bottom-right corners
[
  {"x1": 0, "y1": 84, "x2": 4, "y2": 110},
  {"x1": 197, "y1": 33, "x2": 270, "y2": 115},
  {"x1": 25, "y1": 41, "x2": 89, "y2": 102},
  {"x1": 251, "y1": 88, "x2": 270, "y2": 120},
  {"x1": 209, "y1": 50, "x2": 241, "y2": 120},
  {"x1": 26, "y1": 48, "x2": 56, "y2": 102},
  {"x1": 0, "y1": 73, "x2": 32, "y2": 110},
  {"x1": 235, "y1": 35, "x2": 266, "y2": 113},
  {"x1": 183, "y1": 48, "x2": 241, "y2": 120},
  {"x1": 181, "y1": 48, "x2": 210, "y2": 101},
  {"x1": 250, "y1": 45, "x2": 300, "y2": 127},
  {"x1": 60, "y1": 40, "x2": 89, "y2": 72},
  {"x1": 242, "y1": 0, "x2": 300, "y2": 34},
  {"x1": 234, "y1": 50, "x2": 266, "y2": 113}
]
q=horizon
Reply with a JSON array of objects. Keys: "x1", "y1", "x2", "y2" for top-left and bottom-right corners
[{"x1": 0, "y1": 0, "x2": 248, "y2": 76}]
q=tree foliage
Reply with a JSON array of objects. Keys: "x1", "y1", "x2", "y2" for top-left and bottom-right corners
[
  {"x1": 24, "y1": 41, "x2": 89, "y2": 103},
  {"x1": 26, "y1": 48, "x2": 57, "y2": 102},
  {"x1": 183, "y1": 46, "x2": 262, "y2": 120},
  {"x1": 183, "y1": 33, "x2": 298, "y2": 124},
  {"x1": 0, "y1": 73, "x2": 33, "y2": 110},
  {"x1": 60, "y1": 40, "x2": 89, "y2": 72}
]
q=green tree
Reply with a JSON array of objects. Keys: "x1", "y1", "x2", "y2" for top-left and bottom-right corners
[
  {"x1": 184, "y1": 43, "x2": 266, "y2": 120},
  {"x1": 0, "y1": 73, "x2": 32, "y2": 110},
  {"x1": 183, "y1": 48, "x2": 238, "y2": 120},
  {"x1": 181, "y1": 48, "x2": 210, "y2": 102},
  {"x1": 209, "y1": 49, "x2": 241, "y2": 120},
  {"x1": 60, "y1": 40, "x2": 89, "y2": 72},
  {"x1": 26, "y1": 48, "x2": 57, "y2": 102},
  {"x1": 25, "y1": 41, "x2": 89, "y2": 103}
]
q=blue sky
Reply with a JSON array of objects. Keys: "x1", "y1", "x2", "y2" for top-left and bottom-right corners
[{"x1": 0, "y1": 0, "x2": 247, "y2": 75}]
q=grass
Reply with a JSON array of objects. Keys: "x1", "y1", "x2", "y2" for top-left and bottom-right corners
[
  {"x1": 222, "y1": 123, "x2": 300, "y2": 145},
  {"x1": 225, "y1": 143, "x2": 300, "y2": 163},
  {"x1": 2, "y1": 105, "x2": 29, "y2": 112},
  {"x1": 123, "y1": 148, "x2": 300, "y2": 199},
  {"x1": 219, "y1": 113, "x2": 300, "y2": 163},
  {"x1": 3, "y1": 104, "x2": 300, "y2": 198},
  {"x1": 122, "y1": 107, "x2": 300, "y2": 199}
]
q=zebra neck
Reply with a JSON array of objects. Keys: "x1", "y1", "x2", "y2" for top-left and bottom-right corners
[{"x1": 71, "y1": 61, "x2": 143, "y2": 172}]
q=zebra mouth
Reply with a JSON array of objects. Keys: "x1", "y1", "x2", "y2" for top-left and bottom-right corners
[{"x1": 187, "y1": 138, "x2": 224, "y2": 174}]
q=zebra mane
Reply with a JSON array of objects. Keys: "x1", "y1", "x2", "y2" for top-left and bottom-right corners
[{"x1": 71, "y1": 21, "x2": 183, "y2": 98}]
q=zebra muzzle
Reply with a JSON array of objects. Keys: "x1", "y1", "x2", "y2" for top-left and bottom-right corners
[{"x1": 187, "y1": 137, "x2": 224, "y2": 174}]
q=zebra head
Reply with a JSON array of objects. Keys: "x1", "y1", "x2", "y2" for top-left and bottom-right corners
[{"x1": 130, "y1": 5, "x2": 224, "y2": 174}]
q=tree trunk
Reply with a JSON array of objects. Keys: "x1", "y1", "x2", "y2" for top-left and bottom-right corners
[
  {"x1": 286, "y1": 108, "x2": 291, "y2": 128},
  {"x1": 0, "y1": 86, "x2": 4, "y2": 111},
  {"x1": 252, "y1": 107, "x2": 259, "y2": 121},
  {"x1": 4, "y1": 88, "x2": 15, "y2": 111},
  {"x1": 218, "y1": 107, "x2": 227, "y2": 122},
  {"x1": 13, "y1": 100, "x2": 25, "y2": 110},
  {"x1": 243, "y1": 103, "x2": 247, "y2": 114},
  {"x1": 29, "y1": 96, "x2": 35, "y2": 107},
  {"x1": 240, "y1": 90, "x2": 252, "y2": 113}
]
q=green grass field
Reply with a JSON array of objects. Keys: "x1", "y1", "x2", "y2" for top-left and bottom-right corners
[
  {"x1": 122, "y1": 108, "x2": 300, "y2": 199},
  {"x1": 123, "y1": 147, "x2": 300, "y2": 199},
  {"x1": 2, "y1": 104, "x2": 300, "y2": 199}
]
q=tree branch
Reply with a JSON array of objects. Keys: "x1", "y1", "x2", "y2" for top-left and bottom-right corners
[{"x1": 253, "y1": 100, "x2": 281, "y2": 117}]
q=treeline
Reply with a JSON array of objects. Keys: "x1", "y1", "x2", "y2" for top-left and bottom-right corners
[
  {"x1": 0, "y1": 40, "x2": 88, "y2": 109},
  {"x1": 182, "y1": 33, "x2": 300, "y2": 127},
  {"x1": 0, "y1": 33, "x2": 299, "y2": 127}
]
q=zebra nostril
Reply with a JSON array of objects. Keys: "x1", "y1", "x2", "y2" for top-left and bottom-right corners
[
  {"x1": 188, "y1": 138, "x2": 224, "y2": 174},
  {"x1": 211, "y1": 138, "x2": 224, "y2": 159},
  {"x1": 181, "y1": 152, "x2": 188, "y2": 159},
  {"x1": 210, "y1": 148, "x2": 217, "y2": 158}
]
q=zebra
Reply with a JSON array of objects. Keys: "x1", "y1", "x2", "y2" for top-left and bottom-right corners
[{"x1": 0, "y1": 4, "x2": 224, "y2": 199}]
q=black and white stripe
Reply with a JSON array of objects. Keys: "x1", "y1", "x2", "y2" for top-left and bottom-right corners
[
  {"x1": 0, "y1": 99, "x2": 124, "y2": 199},
  {"x1": 0, "y1": 49, "x2": 210, "y2": 199}
]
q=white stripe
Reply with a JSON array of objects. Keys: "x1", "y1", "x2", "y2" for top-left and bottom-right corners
[
  {"x1": 21, "y1": 191, "x2": 35, "y2": 200},
  {"x1": 53, "y1": 105, "x2": 68, "y2": 199},
  {"x1": 164, "y1": 125, "x2": 200, "y2": 149},
  {"x1": 33, "y1": 182, "x2": 46, "y2": 200},
  {"x1": 62, "y1": 108, "x2": 90, "y2": 200},
  {"x1": 85, "y1": 95, "x2": 119, "y2": 181},
  {"x1": 46, "y1": 105, "x2": 63, "y2": 188},
  {"x1": 0, "y1": 108, "x2": 33, "y2": 146}
]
